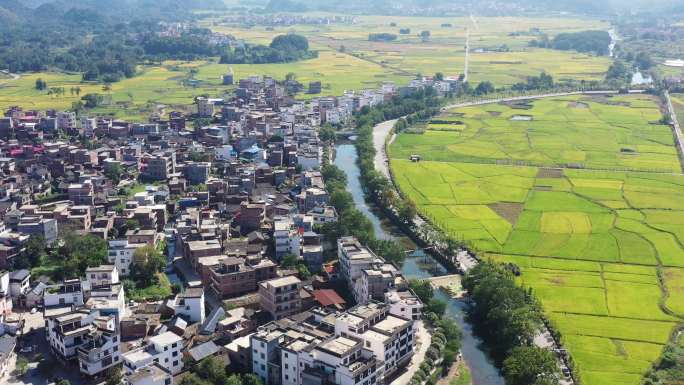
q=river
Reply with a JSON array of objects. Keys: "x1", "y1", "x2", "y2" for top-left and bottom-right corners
[{"x1": 334, "y1": 143, "x2": 504, "y2": 385}]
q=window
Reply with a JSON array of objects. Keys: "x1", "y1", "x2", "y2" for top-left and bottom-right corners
[
  {"x1": 173, "y1": 360, "x2": 179, "y2": 366},
  {"x1": 173, "y1": 351, "x2": 178, "y2": 357},
  {"x1": 285, "y1": 375, "x2": 289, "y2": 380},
  {"x1": 261, "y1": 364, "x2": 266, "y2": 371},
  {"x1": 285, "y1": 364, "x2": 289, "y2": 369},
  {"x1": 164, "y1": 346, "x2": 168, "y2": 351}
]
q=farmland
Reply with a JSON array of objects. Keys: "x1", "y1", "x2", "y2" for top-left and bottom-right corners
[
  {"x1": 0, "y1": 51, "x2": 408, "y2": 121},
  {"x1": 0, "y1": 14, "x2": 614, "y2": 121},
  {"x1": 206, "y1": 14, "x2": 611, "y2": 86},
  {"x1": 390, "y1": 94, "x2": 684, "y2": 385}
]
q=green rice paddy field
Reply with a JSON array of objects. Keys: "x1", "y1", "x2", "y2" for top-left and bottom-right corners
[{"x1": 389, "y1": 94, "x2": 684, "y2": 385}]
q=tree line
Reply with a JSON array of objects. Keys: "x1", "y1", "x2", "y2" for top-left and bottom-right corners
[
  {"x1": 463, "y1": 262, "x2": 563, "y2": 385},
  {"x1": 529, "y1": 30, "x2": 611, "y2": 56},
  {"x1": 220, "y1": 34, "x2": 316, "y2": 64},
  {"x1": 317, "y1": 162, "x2": 407, "y2": 266},
  {"x1": 0, "y1": 7, "x2": 228, "y2": 82}
]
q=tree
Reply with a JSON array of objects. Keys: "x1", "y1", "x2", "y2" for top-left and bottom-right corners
[
  {"x1": 81, "y1": 93, "x2": 103, "y2": 108},
  {"x1": 131, "y1": 244, "x2": 166, "y2": 286},
  {"x1": 105, "y1": 163, "x2": 124, "y2": 185},
  {"x1": 319, "y1": 124, "x2": 336, "y2": 142},
  {"x1": 330, "y1": 190, "x2": 354, "y2": 214},
  {"x1": 397, "y1": 200, "x2": 417, "y2": 224},
  {"x1": 297, "y1": 264, "x2": 312, "y2": 280},
  {"x1": 57, "y1": 233, "x2": 108, "y2": 278},
  {"x1": 635, "y1": 51, "x2": 654, "y2": 70},
  {"x1": 198, "y1": 356, "x2": 229, "y2": 385},
  {"x1": 180, "y1": 374, "x2": 211, "y2": 385},
  {"x1": 409, "y1": 279, "x2": 434, "y2": 303},
  {"x1": 106, "y1": 367, "x2": 123, "y2": 385},
  {"x1": 281, "y1": 255, "x2": 299, "y2": 268},
  {"x1": 242, "y1": 373, "x2": 264, "y2": 385},
  {"x1": 16, "y1": 356, "x2": 29, "y2": 376},
  {"x1": 35, "y1": 78, "x2": 47, "y2": 90},
  {"x1": 193, "y1": 117, "x2": 213, "y2": 130},
  {"x1": 57, "y1": 380, "x2": 71, "y2": 385},
  {"x1": 270, "y1": 34, "x2": 309, "y2": 52},
  {"x1": 503, "y1": 346, "x2": 559, "y2": 385},
  {"x1": 475, "y1": 81, "x2": 495, "y2": 95},
  {"x1": 14, "y1": 235, "x2": 47, "y2": 269},
  {"x1": 425, "y1": 298, "x2": 447, "y2": 316},
  {"x1": 606, "y1": 60, "x2": 631, "y2": 82}
]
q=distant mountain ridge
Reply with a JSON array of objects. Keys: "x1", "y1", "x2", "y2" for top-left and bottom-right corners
[
  {"x1": 265, "y1": 0, "x2": 682, "y2": 16},
  {"x1": 0, "y1": 0, "x2": 226, "y2": 25}
]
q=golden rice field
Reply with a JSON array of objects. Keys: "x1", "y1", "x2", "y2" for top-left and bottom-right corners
[
  {"x1": 390, "y1": 94, "x2": 684, "y2": 385},
  {"x1": 0, "y1": 51, "x2": 408, "y2": 121},
  {"x1": 206, "y1": 14, "x2": 611, "y2": 86}
]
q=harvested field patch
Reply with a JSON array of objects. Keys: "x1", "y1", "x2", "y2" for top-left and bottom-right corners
[
  {"x1": 488, "y1": 202, "x2": 524, "y2": 225},
  {"x1": 537, "y1": 168, "x2": 565, "y2": 178}
]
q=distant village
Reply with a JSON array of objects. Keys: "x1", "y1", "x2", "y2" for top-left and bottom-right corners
[{"x1": 0, "y1": 72, "x2": 458, "y2": 385}]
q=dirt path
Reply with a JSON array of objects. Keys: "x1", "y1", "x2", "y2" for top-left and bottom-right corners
[{"x1": 436, "y1": 358, "x2": 467, "y2": 385}]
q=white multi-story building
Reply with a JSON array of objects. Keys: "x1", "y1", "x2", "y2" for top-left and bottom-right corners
[
  {"x1": 0, "y1": 271, "x2": 11, "y2": 322},
  {"x1": 273, "y1": 216, "x2": 300, "y2": 260},
  {"x1": 43, "y1": 279, "x2": 84, "y2": 308},
  {"x1": 251, "y1": 327, "x2": 284, "y2": 385},
  {"x1": 81, "y1": 117, "x2": 97, "y2": 138},
  {"x1": 56, "y1": 111, "x2": 77, "y2": 132},
  {"x1": 86, "y1": 283, "x2": 126, "y2": 322},
  {"x1": 334, "y1": 303, "x2": 415, "y2": 378},
  {"x1": 170, "y1": 288, "x2": 205, "y2": 324},
  {"x1": 123, "y1": 332, "x2": 184, "y2": 375},
  {"x1": 337, "y1": 237, "x2": 378, "y2": 286},
  {"x1": 0, "y1": 335, "x2": 17, "y2": 382},
  {"x1": 384, "y1": 290, "x2": 423, "y2": 321},
  {"x1": 9, "y1": 269, "x2": 30, "y2": 299},
  {"x1": 308, "y1": 337, "x2": 382, "y2": 385},
  {"x1": 108, "y1": 240, "x2": 146, "y2": 276},
  {"x1": 250, "y1": 305, "x2": 399, "y2": 385},
  {"x1": 84, "y1": 265, "x2": 120, "y2": 288},
  {"x1": 46, "y1": 308, "x2": 120, "y2": 375},
  {"x1": 124, "y1": 364, "x2": 173, "y2": 385},
  {"x1": 77, "y1": 321, "x2": 122, "y2": 377}
]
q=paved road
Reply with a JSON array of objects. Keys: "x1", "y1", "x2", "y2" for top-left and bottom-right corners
[
  {"x1": 665, "y1": 91, "x2": 684, "y2": 166},
  {"x1": 463, "y1": 28, "x2": 470, "y2": 82},
  {"x1": 373, "y1": 119, "x2": 398, "y2": 179}
]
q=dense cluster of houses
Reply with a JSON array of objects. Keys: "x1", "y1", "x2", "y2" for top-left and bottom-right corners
[{"x1": 0, "y1": 74, "x2": 438, "y2": 385}]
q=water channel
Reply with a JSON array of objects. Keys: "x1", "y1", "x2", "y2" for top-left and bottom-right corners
[{"x1": 334, "y1": 143, "x2": 504, "y2": 385}]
